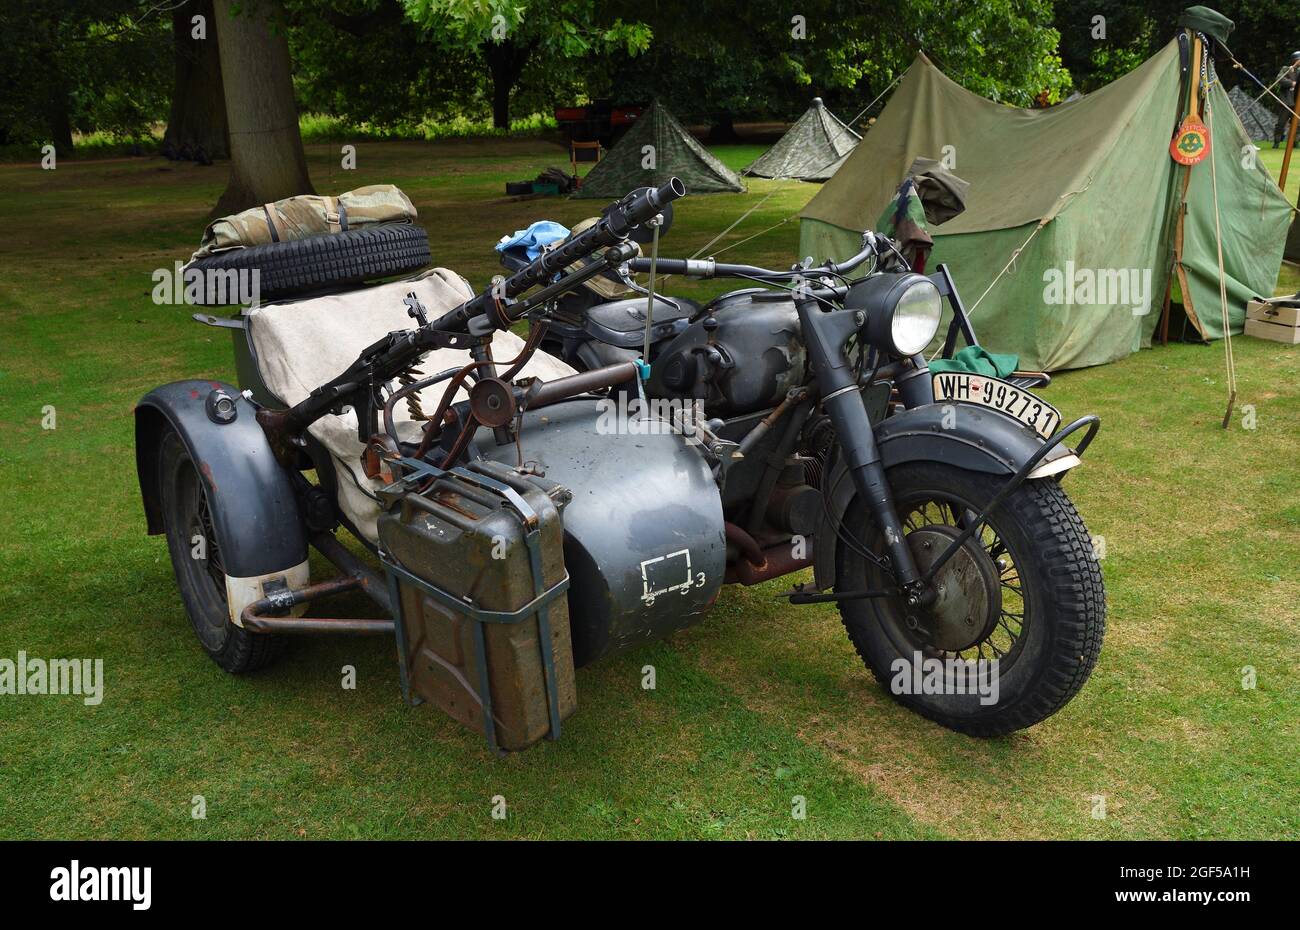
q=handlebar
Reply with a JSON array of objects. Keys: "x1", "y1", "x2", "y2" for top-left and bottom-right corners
[
  {"x1": 434, "y1": 177, "x2": 687, "y2": 333},
  {"x1": 625, "y1": 229, "x2": 883, "y2": 282}
]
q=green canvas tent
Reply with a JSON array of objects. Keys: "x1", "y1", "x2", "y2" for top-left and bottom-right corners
[
  {"x1": 800, "y1": 28, "x2": 1294, "y2": 371},
  {"x1": 573, "y1": 103, "x2": 745, "y2": 199},
  {"x1": 744, "y1": 98, "x2": 861, "y2": 181}
]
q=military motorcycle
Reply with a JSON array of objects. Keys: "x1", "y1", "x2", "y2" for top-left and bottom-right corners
[{"x1": 136, "y1": 178, "x2": 1105, "y2": 753}]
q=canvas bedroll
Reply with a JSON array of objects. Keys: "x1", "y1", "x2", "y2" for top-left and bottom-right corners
[
  {"x1": 799, "y1": 33, "x2": 1294, "y2": 371},
  {"x1": 192, "y1": 184, "x2": 417, "y2": 260}
]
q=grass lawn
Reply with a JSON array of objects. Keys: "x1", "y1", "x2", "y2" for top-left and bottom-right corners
[{"x1": 0, "y1": 137, "x2": 1296, "y2": 839}]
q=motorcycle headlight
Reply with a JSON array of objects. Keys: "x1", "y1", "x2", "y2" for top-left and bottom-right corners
[{"x1": 848, "y1": 273, "x2": 943, "y2": 357}]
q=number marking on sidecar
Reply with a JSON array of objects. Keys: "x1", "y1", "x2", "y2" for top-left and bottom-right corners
[
  {"x1": 932, "y1": 372, "x2": 1061, "y2": 438},
  {"x1": 639, "y1": 549, "x2": 705, "y2": 606}
]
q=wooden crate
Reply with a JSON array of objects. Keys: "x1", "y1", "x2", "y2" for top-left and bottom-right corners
[{"x1": 1244, "y1": 299, "x2": 1300, "y2": 344}]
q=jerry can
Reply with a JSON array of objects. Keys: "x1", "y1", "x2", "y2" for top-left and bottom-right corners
[{"x1": 378, "y1": 459, "x2": 576, "y2": 752}]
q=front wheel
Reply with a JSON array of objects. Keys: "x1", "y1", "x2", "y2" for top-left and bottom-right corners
[{"x1": 835, "y1": 462, "x2": 1104, "y2": 735}]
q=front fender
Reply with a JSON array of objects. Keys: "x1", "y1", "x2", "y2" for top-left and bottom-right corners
[
  {"x1": 812, "y1": 404, "x2": 1082, "y2": 590},
  {"x1": 135, "y1": 379, "x2": 307, "y2": 580}
]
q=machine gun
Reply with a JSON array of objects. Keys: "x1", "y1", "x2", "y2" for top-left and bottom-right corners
[{"x1": 256, "y1": 178, "x2": 686, "y2": 466}]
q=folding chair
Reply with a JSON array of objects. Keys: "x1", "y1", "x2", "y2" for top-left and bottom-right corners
[{"x1": 570, "y1": 140, "x2": 603, "y2": 179}]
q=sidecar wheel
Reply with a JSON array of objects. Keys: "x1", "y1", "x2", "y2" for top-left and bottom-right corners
[
  {"x1": 157, "y1": 427, "x2": 285, "y2": 673},
  {"x1": 835, "y1": 462, "x2": 1104, "y2": 735}
]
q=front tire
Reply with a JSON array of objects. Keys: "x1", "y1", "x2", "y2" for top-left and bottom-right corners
[
  {"x1": 157, "y1": 427, "x2": 285, "y2": 673},
  {"x1": 835, "y1": 462, "x2": 1104, "y2": 735}
]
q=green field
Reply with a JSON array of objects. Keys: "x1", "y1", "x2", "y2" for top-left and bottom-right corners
[{"x1": 0, "y1": 139, "x2": 1296, "y2": 839}]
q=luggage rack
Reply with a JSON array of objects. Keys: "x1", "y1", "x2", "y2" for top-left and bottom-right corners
[{"x1": 379, "y1": 457, "x2": 571, "y2": 755}]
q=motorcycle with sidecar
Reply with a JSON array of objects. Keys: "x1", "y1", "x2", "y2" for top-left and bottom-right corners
[{"x1": 136, "y1": 178, "x2": 1104, "y2": 752}]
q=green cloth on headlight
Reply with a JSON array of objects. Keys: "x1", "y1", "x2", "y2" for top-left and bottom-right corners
[{"x1": 928, "y1": 345, "x2": 1019, "y2": 377}]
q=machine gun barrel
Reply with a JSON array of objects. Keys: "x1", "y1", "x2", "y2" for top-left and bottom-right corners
[{"x1": 432, "y1": 178, "x2": 686, "y2": 332}]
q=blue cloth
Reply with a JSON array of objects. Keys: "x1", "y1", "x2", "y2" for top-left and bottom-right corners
[{"x1": 495, "y1": 220, "x2": 570, "y2": 260}]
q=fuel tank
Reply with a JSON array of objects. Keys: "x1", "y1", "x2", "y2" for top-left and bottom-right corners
[
  {"x1": 478, "y1": 399, "x2": 726, "y2": 666},
  {"x1": 648, "y1": 289, "x2": 805, "y2": 417}
]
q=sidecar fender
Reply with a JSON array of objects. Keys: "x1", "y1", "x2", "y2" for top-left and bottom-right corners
[
  {"x1": 135, "y1": 380, "x2": 308, "y2": 583},
  {"x1": 812, "y1": 403, "x2": 1081, "y2": 590}
]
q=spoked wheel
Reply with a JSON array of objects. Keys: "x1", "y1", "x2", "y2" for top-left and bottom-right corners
[
  {"x1": 158, "y1": 426, "x2": 284, "y2": 673},
  {"x1": 836, "y1": 462, "x2": 1105, "y2": 735}
]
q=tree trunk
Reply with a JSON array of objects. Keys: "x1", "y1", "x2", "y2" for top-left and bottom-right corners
[
  {"x1": 490, "y1": 71, "x2": 511, "y2": 130},
  {"x1": 482, "y1": 39, "x2": 533, "y2": 131},
  {"x1": 163, "y1": 0, "x2": 229, "y2": 160},
  {"x1": 211, "y1": 0, "x2": 313, "y2": 216},
  {"x1": 46, "y1": 87, "x2": 74, "y2": 157},
  {"x1": 42, "y1": 61, "x2": 74, "y2": 157}
]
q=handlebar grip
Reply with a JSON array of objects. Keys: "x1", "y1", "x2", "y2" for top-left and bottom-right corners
[{"x1": 626, "y1": 257, "x2": 695, "y2": 275}]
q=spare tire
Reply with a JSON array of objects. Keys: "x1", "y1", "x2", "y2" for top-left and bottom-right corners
[{"x1": 185, "y1": 223, "x2": 431, "y2": 305}]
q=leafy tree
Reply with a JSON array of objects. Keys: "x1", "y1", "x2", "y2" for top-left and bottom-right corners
[
  {"x1": 593, "y1": 0, "x2": 1069, "y2": 134},
  {"x1": 400, "y1": 0, "x2": 652, "y2": 129},
  {"x1": 1055, "y1": 1, "x2": 1299, "y2": 96},
  {"x1": 0, "y1": 0, "x2": 170, "y2": 152},
  {"x1": 288, "y1": 0, "x2": 481, "y2": 130}
]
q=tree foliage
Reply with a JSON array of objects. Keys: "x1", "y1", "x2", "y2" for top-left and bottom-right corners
[
  {"x1": 17, "y1": 0, "x2": 1288, "y2": 154},
  {"x1": 400, "y1": 0, "x2": 653, "y2": 127},
  {"x1": 0, "y1": 0, "x2": 170, "y2": 150},
  {"x1": 593, "y1": 0, "x2": 1069, "y2": 128},
  {"x1": 1055, "y1": 0, "x2": 1299, "y2": 94}
]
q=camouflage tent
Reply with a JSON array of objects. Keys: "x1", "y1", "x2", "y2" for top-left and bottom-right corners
[
  {"x1": 573, "y1": 103, "x2": 745, "y2": 199},
  {"x1": 1228, "y1": 85, "x2": 1275, "y2": 141},
  {"x1": 744, "y1": 98, "x2": 861, "y2": 181}
]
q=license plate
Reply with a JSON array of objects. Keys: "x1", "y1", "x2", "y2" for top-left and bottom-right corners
[{"x1": 931, "y1": 372, "x2": 1061, "y2": 438}]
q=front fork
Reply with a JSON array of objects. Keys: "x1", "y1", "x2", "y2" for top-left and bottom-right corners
[{"x1": 797, "y1": 298, "x2": 930, "y2": 600}]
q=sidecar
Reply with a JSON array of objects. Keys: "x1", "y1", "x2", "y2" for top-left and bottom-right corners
[{"x1": 136, "y1": 265, "x2": 728, "y2": 753}]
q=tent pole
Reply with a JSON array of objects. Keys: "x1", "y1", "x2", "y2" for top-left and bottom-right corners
[
  {"x1": 1279, "y1": 75, "x2": 1300, "y2": 191},
  {"x1": 1206, "y1": 86, "x2": 1238, "y2": 429},
  {"x1": 1159, "y1": 276, "x2": 1172, "y2": 345}
]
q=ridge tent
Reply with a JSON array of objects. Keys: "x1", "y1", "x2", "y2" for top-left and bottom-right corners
[
  {"x1": 799, "y1": 18, "x2": 1293, "y2": 371},
  {"x1": 573, "y1": 102, "x2": 745, "y2": 199},
  {"x1": 1228, "y1": 84, "x2": 1275, "y2": 141},
  {"x1": 743, "y1": 97, "x2": 861, "y2": 181}
]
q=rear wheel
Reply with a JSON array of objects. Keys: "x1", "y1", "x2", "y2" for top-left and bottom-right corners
[
  {"x1": 835, "y1": 462, "x2": 1104, "y2": 735},
  {"x1": 158, "y1": 427, "x2": 285, "y2": 672}
]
